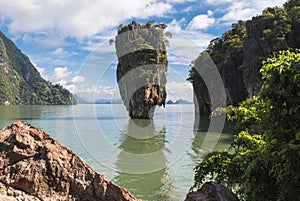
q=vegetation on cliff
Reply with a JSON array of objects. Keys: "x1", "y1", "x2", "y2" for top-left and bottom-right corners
[
  {"x1": 187, "y1": 0, "x2": 300, "y2": 113},
  {"x1": 0, "y1": 31, "x2": 76, "y2": 105},
  {"x1": 192, "y1": 49, "x2": 300, "y2": 200}
]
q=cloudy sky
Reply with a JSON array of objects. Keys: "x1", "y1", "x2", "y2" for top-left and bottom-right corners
[{"x1": 0, "y1": 0, "x2": 286, "y2": 102}]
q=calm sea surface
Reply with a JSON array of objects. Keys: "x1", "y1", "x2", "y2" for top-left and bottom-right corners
[{"x1": 0, "y1": 104, "x2": 235, "y2": 201}]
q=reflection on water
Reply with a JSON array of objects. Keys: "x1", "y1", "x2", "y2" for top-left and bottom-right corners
[
  {"x1": 114, "y1": 119, "x2": 173, "y2": 201},
  {"x1": 0, "y1": 105, "x2": 236, "y2": 201},
  {"x1": 190, "y1": 113, "x2": 237, "y2": 164},
  {"x1": 0, "y1": 105, "x2": 72, "y2": 128},
  {"x1": 118, "y1": 120, "x2": 167, "y2": 154}
]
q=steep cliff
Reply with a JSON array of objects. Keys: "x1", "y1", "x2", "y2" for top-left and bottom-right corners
[
  {"x1": 0, "y1": 121, "x2": 141, "y2": 201},
  {"x1": 0, "y1": 31, "x2": 76, "y2": 105},
  {"x1": 188, "y1": 0, "x2": 300, "y2": 114},
  {"x1": 115, "y1": 21, "x2": 168, "y2": 119}
]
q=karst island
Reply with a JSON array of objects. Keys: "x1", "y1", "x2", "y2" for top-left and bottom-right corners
[{"x1": 114, "y1": 21, "x2": 170, "y2": 119}]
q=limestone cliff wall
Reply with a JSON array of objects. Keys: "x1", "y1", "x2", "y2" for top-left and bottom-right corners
[{"x1": 191, "y1": 4, "x2": 298, "y2": 114}]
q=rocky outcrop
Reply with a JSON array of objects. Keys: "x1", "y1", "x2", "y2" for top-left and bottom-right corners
[
  {"x1": 185, "y1": 182, "x2": 239, "y2": 201},
  {"x1": 0, "y1": 121, "x2": 141, "y2": 201},
  {"x1": 115, "y1": 21, "x2": 168, "y2": 119},
  {"x1": 189, "y1": 3, "x2": 299, "y2": 114},
  {"x1": 0, "y1": 181, "x2": 41, "y2": 201}
]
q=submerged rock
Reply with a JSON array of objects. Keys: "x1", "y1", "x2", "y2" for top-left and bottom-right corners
[
  {"x1": 185, "y1": 182, "x2": 239, "y2": 201},
  {"x1": 0, "y1": 121, "x2": 141, "y2": 201},
  {"x1": 115, "y1": 21, "x2": 168, "y2": 119}
]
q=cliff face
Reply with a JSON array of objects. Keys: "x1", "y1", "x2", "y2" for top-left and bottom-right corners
[
  {"x1": 0, "y1": 121, "x2": 140, "y2": 201},
  {"x1": 189, "y1": 1, "x2": 300, "y2": 114},
  {"x1": 0, "y1": 31, "x2": 76, "y2": 105},
  {"x1": 115, "y1": 21, "x2": 168, "y2": 119}
]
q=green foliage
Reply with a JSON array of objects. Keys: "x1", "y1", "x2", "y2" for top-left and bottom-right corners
[
  {"x1": 226, "y1": 97, "x2": 265, "y2": 131},
  {"x1": 116, "y1": 21, "x2": 169, "y2": 82},
  {"x1": 0, "y1": 31, "x2": 75, "y2": 105},
  {"x1": 206, "y1": 20, "x2": 246, "y2": 68},
  {"x1": 260, "y1": 50, "x2": 300, "y2": 141},
  {"x1": 188, "y1": 1, "x2": 300, "y2": 114},
  {"x1": 192, "y1": 50, "x2": 300, "y2": 201}
]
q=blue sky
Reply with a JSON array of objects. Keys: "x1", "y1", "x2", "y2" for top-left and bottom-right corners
[{"x1": 0, "y1": 0, "x2": 286, "y2": 102}]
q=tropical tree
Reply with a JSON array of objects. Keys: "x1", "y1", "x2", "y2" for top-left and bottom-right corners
[{"x1": 192, "y1": 49, "x2": 300, "y2": 201}]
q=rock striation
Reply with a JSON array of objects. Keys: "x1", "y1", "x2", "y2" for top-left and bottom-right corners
[
  {"x1": 115, "y1": 21, "x2": 168, "y2": 119},
  {"x1": 0, "y1": 121, "x2": 141, "y2": 201},
  {"x1": 185, "y1": 182, "x2": 239, "y2": 201}
]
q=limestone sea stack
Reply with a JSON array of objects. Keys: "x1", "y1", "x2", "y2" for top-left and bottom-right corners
[
  {"x1": 115, "y1": 21, "x2": 169, "y2": 119},
  {"x1": 0, "y1": 121, "x2": 141, "y2": 201}
]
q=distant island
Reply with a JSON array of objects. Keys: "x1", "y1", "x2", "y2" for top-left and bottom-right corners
[
  {"x1": 166, "y1": 99, "x2": 192, "y2": 104},
  {"x1": 0, "y1": 31, "x2": 76, "y2": 105}
]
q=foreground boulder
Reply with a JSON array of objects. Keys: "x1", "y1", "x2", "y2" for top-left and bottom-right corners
[
  {"x1": 0, "y1": 181, "x2": 41, "y2": 201},
  {"x1": 0, "y1": 121, "x2": 141, "y2": 201},
  {"x1": 185, "y1": 182, "x2": 239, "y2": 201}
]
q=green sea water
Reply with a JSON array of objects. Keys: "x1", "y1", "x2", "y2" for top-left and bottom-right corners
[{"x1": 0, "y1": 104, "x2": 235, "y2": 201}]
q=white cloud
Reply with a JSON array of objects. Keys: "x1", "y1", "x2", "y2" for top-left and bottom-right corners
[
  {"x1": 167, "y1": 19, "x2": 215, "y2": 64},
  {"x1": 71, "y1": 75, "x2": 85, "y2": 84},
  {"x1": 182, "y1": 6, "x2": 193, "y2": 13},
  {"x1": 51, "y1": 47, "x2": 65, "y2": 55},
  {"x1": 0, "y1": 0, "x2": 173, "y2": 40},
  {"x1": 98, "y1": 86, "x2": 117, "y2": 97},
  {"x1": 220, "y1": 2, "x2": 254, "y2": 23},
  {"x1": 72, "y1": 84, "x2": 120, "y2": 102},
  {"x1": 167, "y1": 18, "x2": 186, "y2": 34},
  {"x1": 252, "y1": 0, "x2": 286, "y2": 9},
  {"x1": 205, "y1": 0, "x2": 234, "y2": 5},
  {"x1": 166, "y1": 81, "x2": 193, "y2": 102},
  {"x1": 21, "y1": 32, "x2": 66, "y2": 48},
  {"x1": 57, "y1": 79, "x2": 68, "y2": 86},
  {"x1": 167, "y1": 0, "x2": 195, "y2": 4},
  {"x1": 138, "y1": 2, "x2": 173, "y2": 19},
  {"x1": 218, "y1": 0, "x2": 286, "y2": 24},
  {"x1": 53, "y1": 66, "x2": 72, "y2": 80},
  {"x1": 36, "y1": 64, "x2": 117, "y2": 100},
  {"x1": 187, "y1": 10, "x2": 215, "y2": 30},
  {"x1": 38, "y1": 66, "x2": 85, "y2": 94}
]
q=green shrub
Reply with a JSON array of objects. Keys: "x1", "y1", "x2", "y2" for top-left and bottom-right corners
[{"x1": 192, "y1": 50, "x2": 300, "y2": 201}]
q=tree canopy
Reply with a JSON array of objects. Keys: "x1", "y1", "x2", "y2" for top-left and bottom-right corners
[{"x1": 192, "y1": 49, "x2": 300, "y2": 201}]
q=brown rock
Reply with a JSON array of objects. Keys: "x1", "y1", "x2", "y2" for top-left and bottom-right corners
[
  {"x1": 0, "y1": 181, "x2": 41, "y2": 201},
  {"x1": 0, "y1": 121, "x2": 141, "y2": 201},
  {"x1": 185, "y1": 182, "x2": 239, "y2": 201}
]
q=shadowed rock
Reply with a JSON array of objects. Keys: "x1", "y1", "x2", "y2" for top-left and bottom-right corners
[
  {"x1": 185, "y1": 182, "x2": 239, "y2": 201},
  {"x1": 0, "y1": 121, "x2": 141, "y2": 201}
]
